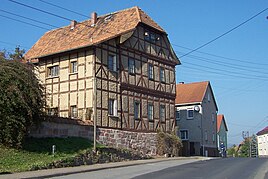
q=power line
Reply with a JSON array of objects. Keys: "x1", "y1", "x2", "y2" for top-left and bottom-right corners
[
  {"x1": 173, "y1": 44, "x2": 268, "y2": 66},
  {"x1": 0, "y1": 9, "x2": 58, "y2": 29},
  {"x1": 8, "y1": 0, "x2": 72, "y2": 21},
  {"x1": 38, "y1": 0, "x2": 88, "y2": 18},
  {"x1": 179, "y1": 7, "x2": 268, "y2": 58},
  {"x1": 182, "y1": 61, "x2": 268, "y2": 80},
  {"x1": 177, "y1": 51, "x2": 268, "y2": 75},
  {"x1": 0, "y1": 14, "x2": 50, "y2": 30}
]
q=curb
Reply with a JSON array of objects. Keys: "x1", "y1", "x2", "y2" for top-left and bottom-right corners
[{"x1": 2, "y1": 157, "x2": 211, "y2": 179}]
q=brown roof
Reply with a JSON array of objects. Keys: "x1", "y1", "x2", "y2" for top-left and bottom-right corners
[
  {"x1": 217, "y1": 114, "x2": 228, "y2": 133},
  {"x1": 175, "y1": 81, "x2": 209, "y2": 104},
  {"x1": 257, "y1": 126, "x2": 268, "y2": 136},
  {"x1": 25, "y1": 6, "x2": 166, "y2": 59}
]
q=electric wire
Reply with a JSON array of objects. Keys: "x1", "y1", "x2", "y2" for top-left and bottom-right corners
[
  {"x1": 178, "y1": 7, "x2": 268, "y2": 58},
  {"x1": 38, "y1": 0, "x2": 88, "y2": 18}
]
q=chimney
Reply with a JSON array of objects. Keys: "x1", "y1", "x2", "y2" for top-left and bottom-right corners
[
  {"x1": 70, "y1": 20, "x2": 77, "y2": 30},
  {"x1": 91, "y1": 12, "x2": 97, "y2": 27}
]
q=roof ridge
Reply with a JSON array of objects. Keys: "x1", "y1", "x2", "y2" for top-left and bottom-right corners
[{"x1": 135, "y1": 6, "x2": 142, "y2": 22}]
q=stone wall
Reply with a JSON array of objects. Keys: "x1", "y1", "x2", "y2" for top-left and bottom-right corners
[
  {"x1": 29, "y1": 119, "x2": 158, "y2": 156},
  {"x1": 97, "y1": 128, "x2": 157, "y2": 156},
  {"x1": 29, "y1": 118, "x2": 94, "y2": 140}
]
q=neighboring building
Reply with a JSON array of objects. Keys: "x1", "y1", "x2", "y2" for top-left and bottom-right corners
[
  {"x1": 257, "y1": 126, "x2": 268, "y2": 157},
  {"x1": 217, "y1": 114, "x2": 228, "y2": 151},
  {"x1": 25, "y1": 7, "x2": 180, "y2": 154},
  {"x1": 175, "y1": 81, "x2": 218, "y2": 157}
]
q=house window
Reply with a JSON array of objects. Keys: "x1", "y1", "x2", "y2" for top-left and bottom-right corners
[
  {"x1": 128, "y1": 58, "x2": 135, "y2": 74},
  {"x1": 144, "y1": 31, "x2": 157, "y2": 43},
  {"x1": 148, "y1": 103, "x2": 153, "y2": 121},
  {"x1": 160, "y1": 67, "x2": 165, "y2": 82},
  {"x1": 176, "y1": 110, "x2": 180, "y2": 121},
  {"x1": 160, "y1": 105, "x2": 165, "y2": 122},
  {"x1": 48, "y1": 65, "x2": 59, "y2": 77},
  {"x1": 70, "y1": 61, "x2": 77, "y2": 73},
  {"x1": 108, "y1": 99, "x2": 117, "y2": 116},
  {"x1": 212, "y1": 113, "x2": 215, "y2": 123},
  {"x1": 208, "y1": 93, "x2": 211, "y2": 102},
  {"x1": 70, "y1": 105, "x2": 77, "y2": 118},
  {"x1": 213, "y1": 132, "x2": 215, "y2": 142},
  {"x1": 205, "y1": 131, "x2": 208, "y2": 141},
  {"x1": 134, "y1": 101, "x2": 140, "y2": 119},
  {"x1": 108, "y1": 54, "x2": 117, "y2": 72},
  {"x1": 148, "y1": 63, "x2": 154, "y2": 80},
  {"x1": 187, "y1": 109, "x2": 194, "y2": 119},
  {"x1": 47, "y1": 107, "x2": 58, "y2": 116},
  {"x1": 180, "y1": 130, "x2": 189, "y2": 140}
]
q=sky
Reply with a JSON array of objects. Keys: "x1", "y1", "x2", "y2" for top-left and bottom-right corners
[{"x1": 1, "y1": 0, "x2": 268, "y2": 146}]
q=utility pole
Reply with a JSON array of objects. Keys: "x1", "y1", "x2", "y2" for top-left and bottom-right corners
[{"x1": 242, "y1": 131, "x2": 251, "y2": 157}]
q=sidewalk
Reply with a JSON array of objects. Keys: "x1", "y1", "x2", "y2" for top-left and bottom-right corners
[{"x1": 1, "y1": 157, "x2": 211, "y2": 179}]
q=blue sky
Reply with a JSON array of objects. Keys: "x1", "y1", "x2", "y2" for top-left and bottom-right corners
[{"x1": 1, "y1": 0, "x2": 268, "y2": 145}]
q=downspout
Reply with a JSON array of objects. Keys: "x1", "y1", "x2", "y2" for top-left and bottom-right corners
[{"x1": 93, "y1": 47, "x2": 97, "y2": 152}]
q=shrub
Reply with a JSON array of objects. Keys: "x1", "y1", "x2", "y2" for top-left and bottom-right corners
[
  {"x1": 0, "y1": 58, "x2": 44, "y2": 148},
  {"x1": 156, "y1": 131, "x2": 182, "y2": 156}
]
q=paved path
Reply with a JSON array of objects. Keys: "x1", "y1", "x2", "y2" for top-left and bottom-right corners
[{"x1": 1, "y1": 157, "x2": 209, "y2": 179}]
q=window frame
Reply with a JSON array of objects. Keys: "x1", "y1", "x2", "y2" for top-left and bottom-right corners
[
  {"x1": 160, "y1": 67, "x2": 165, "y2": 83},
  {"x1": 70, "y1": 61, "x2": 78, "y2": 73},
  {"x1": 134, "y1": 101, "x2": 140, "y2": 120},
  {"x1": 47, "y1": 107, "x2": 58, "y2": 116},
  {"x1": 47, "y1": 65, "x2": 59, "y2": 77},
  {"x1": 148, "y1": 103, "x2": 154, "y2": 121},
  {"x1": 108, "y1": 54, "x2": 117, "y2": 72},
  {"x1": 176, "y1": 110, "x2": 180, "y2": 121},
  {"x1": 187, "y1": 109, "x2": 194, "y2": 119},
  {"x1": 180, "y1": 129, "x2": 189, "y2": 141},
  {"x1": 108, "y1": 99, "x2": 118, "y2": 117},
  {"x1": 148, "y1": 63, "x2": 154, "y2": 80},
  {"x1": 160, "y1": 105, "x2": 165, "y2": 122},
  {"x1": 70, "y1": 105, "x2": 78, "y2": 119},
  {"x1": 128, "y1": 58, "x2": 135, "y2": 75}
]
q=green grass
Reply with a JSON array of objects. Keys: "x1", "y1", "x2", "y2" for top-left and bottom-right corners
[{"x1": 0, "y1": 137, "x2": 94, "y2": 173}]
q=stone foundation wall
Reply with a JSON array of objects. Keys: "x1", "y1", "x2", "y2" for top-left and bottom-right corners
[
  {"x1": 30, "y1": 119, "x2": 157, "y2": 156},
  {"x1": 29, "y1": 121, "x2": 94, "y2": 140},
  {"x1": 97, "y1": 128, "x2": 157, "y2": 155}
]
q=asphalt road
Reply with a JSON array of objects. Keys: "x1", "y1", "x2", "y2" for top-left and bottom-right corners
[
  {"x1": 51, "y1": 158, "x2": 203, "y2": 179},
  {"x1": 52, "y1": 158, "x2": 268, "y2": 179},
  {"x1": 134, "y1": 158, "x2": 268, "y2": 179}
]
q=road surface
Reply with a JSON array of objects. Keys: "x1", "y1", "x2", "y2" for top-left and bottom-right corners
[{"x1": 52, "y1": 158, "x2": 268, "y2": 179}]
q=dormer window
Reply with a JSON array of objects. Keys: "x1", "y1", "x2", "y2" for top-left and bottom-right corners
[{"x1": 144, "y1": 30, "x2": 158, "y2": 43}]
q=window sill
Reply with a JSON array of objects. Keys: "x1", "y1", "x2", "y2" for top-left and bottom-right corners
[
  {"x1": 148, "y1": 119, "x2": 154, "y2": 122},
  {"x1": 129, "y1": 72, "x2": 135, "y2": 76},
  {"x1": 187, "y1": 118, "x2": 194, "y2": 120},
  {"x1": 149, "y1": 78, "x2": 154, "y2": 81},
  {"x1": 69, "y1": 72, "x2": 78, "y2": 75},
  {"x1": 46, "y1": 76, "x2": 59, "y2": 79},
  {"x1": 134, "y1": 118, "x2": 141, "y2": 121},
  {"x1": 108, "y1": 115, "x2": 119, "y2": 118}
]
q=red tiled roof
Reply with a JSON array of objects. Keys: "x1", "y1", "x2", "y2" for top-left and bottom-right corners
[
  {"x1": 257, "y1": 126, "x2": 268, "y2": 136},
  {"x1": 217, "y1": 114, "x2": 228, "y2": 133},
  {"x1": 175, "y1": 81, "x2": 209, "y2": 104},
  {"x1": 25, "y1": 6, "x2": 167, "y2": 59}
]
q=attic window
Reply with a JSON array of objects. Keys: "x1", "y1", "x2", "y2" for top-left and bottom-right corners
[
  {"x1": 104, "y1": 14, "x2": 113, "y2": 22},
  {"x1": 144, "y1": 30, "x2": 159, "y2": 43}
]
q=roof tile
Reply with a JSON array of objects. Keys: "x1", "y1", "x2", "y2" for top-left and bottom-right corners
[{"x1": 25, "y1": 6, "x2": 166, "y2": 59}]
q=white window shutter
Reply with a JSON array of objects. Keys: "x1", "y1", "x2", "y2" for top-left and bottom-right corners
[{"x1": 114, "y1": 100, "x2": 118, "y2": 116}]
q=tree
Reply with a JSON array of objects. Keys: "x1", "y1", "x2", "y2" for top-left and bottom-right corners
[
  {"x1": 227, "y1": 144, "x2": 238, "y2": 157},
  {"x1": 0, "y1": 48, "x2": 44, "y2": 148}
]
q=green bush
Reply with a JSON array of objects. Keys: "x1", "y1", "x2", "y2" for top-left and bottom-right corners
[
  {"x1": 156, "y1": 131, "x2": 182, "y2": 156},
  {"x1": 0, "y1": 57, "x2": 44, "y2": 148}
]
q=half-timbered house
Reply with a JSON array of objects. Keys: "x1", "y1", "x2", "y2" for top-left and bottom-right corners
[{"x1": 25, "y1": 7, "x2": 180, "y2": 153}]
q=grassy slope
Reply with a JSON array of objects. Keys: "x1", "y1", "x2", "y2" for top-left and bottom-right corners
[{"x1": 0, "y1": 137, "x2": 94, "y2": 173}]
